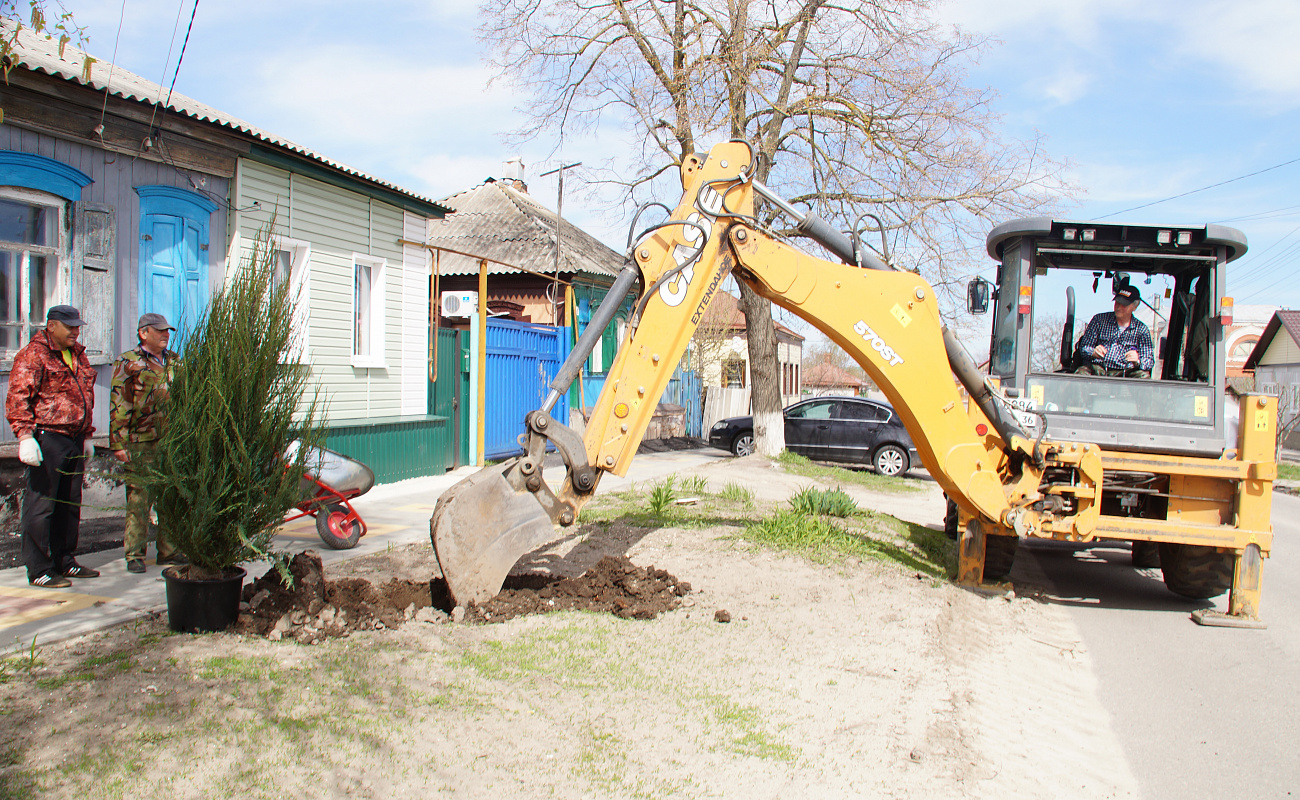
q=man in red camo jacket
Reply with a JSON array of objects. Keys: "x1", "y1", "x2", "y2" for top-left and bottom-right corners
[{"x1": 5, "y1": 305, "x2": 100, "y2": 588}]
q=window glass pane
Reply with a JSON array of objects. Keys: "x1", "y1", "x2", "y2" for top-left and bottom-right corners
[
  {"x1": 0, "y1": 251, "x2": 12, "y2": 325},
  {"x1": 0, "y1": 199, "x2": 53, "y2": 247},
  {"x1": 354, "y1": 263, "x2": 371, "y2": 356},
  {"x1": 273, "y1": 249, "x2": 292, "y2": 293},
  {"x1": 788, "y1": 400, "x2": 836, "y2": 419},
  {"x1": 28, "y1": 254, "x2": 54, "y2": 325}
]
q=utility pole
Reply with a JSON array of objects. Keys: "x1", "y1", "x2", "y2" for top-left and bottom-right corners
[{"x1": 540, "y1": 161, "x2": 581, "y2": 324}]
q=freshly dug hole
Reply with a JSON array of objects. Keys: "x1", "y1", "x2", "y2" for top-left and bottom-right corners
[{"x1": 235, "y1": 551, "x2": 690, "y2": 641}]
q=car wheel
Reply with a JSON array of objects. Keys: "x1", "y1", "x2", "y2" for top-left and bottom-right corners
[
  {"x1": 731, "y1": 431, "x2": 755, "y2": 457},
  {"x1": 873, "y1": 444, "x2": 909, "y2": 476}
]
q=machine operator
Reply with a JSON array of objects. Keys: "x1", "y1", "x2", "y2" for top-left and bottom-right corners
[{"x1": 1073, "y1": 284, "x2": 1154, "y2": 378}]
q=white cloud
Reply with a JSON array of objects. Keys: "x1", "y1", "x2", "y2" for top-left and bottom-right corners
[{"x1": 1170, "y1": 0, "x2": 1300, "y2": 106}]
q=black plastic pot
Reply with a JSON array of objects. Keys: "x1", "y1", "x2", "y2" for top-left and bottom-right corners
[{"x1": 163, "y1": 566, "x2": 246, "y2": 633}]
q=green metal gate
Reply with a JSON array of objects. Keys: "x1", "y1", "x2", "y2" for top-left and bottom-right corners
[{"x1": 429, "y1": 327, "x2": 470, "y2": 468}]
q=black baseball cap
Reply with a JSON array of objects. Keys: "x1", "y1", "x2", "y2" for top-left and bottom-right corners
[
  {"x1": 1114, "y1": 285, "x2": 1140, "y2": 306},
  {"x1": 47, "y1": 305, "x2": 86, "y2": 327}
]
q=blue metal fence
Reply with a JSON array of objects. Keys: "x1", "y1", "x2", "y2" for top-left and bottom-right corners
[
  {"x1": 579, "y1": 363, "x2": 703, "y2": 437},
  {"x1": 484, "y1": 319, "x2": 572, "y2": 460}
]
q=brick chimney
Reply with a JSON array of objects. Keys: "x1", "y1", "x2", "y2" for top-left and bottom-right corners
[{"x1": 501, "y1": 156, "x2": 527, "y2": 193}]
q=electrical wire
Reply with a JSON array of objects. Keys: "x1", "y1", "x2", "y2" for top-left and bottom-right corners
[
  {"x1": 1096, "y1": 155, "x2": 1300, "y2": 220},
  {"x1": 144, "y1": 0, "x2": 188, "y2": 140},
  {"x1": 95, "y1": 0, "x2": 127, "y2": 131},
  {"x1": 162, "y1": 0, "x2": 198, "y2": 110}
]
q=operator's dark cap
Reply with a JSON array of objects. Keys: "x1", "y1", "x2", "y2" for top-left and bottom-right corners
[
  {"x1": 47, "y1": 305, "x2": 86, "y2": 327},
  {"x1": 1115, "y1": 285, "x2": 1140, "y2": 305},
  {"x1": 137, "y1": 313, "x2": 175, "y2": 332}
]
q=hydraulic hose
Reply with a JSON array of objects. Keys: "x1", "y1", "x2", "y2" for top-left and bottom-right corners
[{"x1": 540, "y1": 265, "x2": 640, "y2": 414}]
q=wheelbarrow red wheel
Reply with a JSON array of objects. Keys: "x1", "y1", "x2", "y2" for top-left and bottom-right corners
[{"x1": 316, "y1": 503, "x2": 362, "y2": 550}]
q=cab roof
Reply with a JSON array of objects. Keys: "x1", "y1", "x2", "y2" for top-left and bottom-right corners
[{"x1": 986, "y1": 217, "x2": 1247, "y2": 263}]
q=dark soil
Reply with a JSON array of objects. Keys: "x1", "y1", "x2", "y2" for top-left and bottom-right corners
[
  {"x1": 464, "y1": 556, "x2": 691, "y2": 623},
  {"x1": 235, "y1": 551, "x2": 690, "y2": 643}
]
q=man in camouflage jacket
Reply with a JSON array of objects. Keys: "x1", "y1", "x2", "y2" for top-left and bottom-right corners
[
  {"x1": 5, "y1": 305, "x2": 100, "y2": 588},
  {"x1": 110, "y1": 313, "x2": 184, "y2": 573}
]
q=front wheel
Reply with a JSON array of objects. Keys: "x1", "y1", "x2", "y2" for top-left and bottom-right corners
[
  {"x1": 983, "y1": 534, "x2": 1018, "y2": 582},
  {"x1": 316, "y1": 503, "x2": 362, "y2": 550},
  {"x1": 1159, "y1": 543, "x2": 1233, "y2": 599},
  {"x1": 873, "y1": 444, "x2": 909, "y2": 477},
  {"x1": 731, "y1": 431, "x2": 755, "y2": 457}
]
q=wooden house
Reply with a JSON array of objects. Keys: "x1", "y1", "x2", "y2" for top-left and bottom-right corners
[{"x1": 0, "y1": 22, "x2": 451, "y2": 480}]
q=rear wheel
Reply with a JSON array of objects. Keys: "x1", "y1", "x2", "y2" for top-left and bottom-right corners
[
  {"x1": 1158, "y1": 543, "x2": 1234, "y2": 599},
  {"x1": 1131, "y1": 540, "x2": 1161, "y2": 568},
  {"x1": 731, "y1": 431, "x2": 755, "y2": 457},
  {"x1": 983, "y1": 534, "x2": 1018, "y2": 582},
  {"x1": 873, "y1": 444, "x2": 909, "y2": 477},
  {"x1": 316, "y1": 503, "x2": 362, "y2": 550}
]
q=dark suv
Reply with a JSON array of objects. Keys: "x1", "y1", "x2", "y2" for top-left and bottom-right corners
[{"x1": 707, "y1": 396, "x2": 918, "y2": 476}]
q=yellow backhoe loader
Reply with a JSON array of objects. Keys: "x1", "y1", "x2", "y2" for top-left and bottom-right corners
[{"x1": 431, "y1": 140, "x2": 1275, "y2": 627}]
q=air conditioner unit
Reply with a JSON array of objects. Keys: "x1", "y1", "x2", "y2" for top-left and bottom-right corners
[{"x1": 440, "y1": 291, "x2": 479, "y2": 318}]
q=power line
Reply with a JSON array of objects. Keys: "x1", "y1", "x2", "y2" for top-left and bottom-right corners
[{"x1": 1096, "y1": 156, "x2": 1300, "y2": 220}]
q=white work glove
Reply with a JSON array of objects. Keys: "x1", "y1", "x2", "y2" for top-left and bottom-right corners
[
  {"x1": 83, "y1": 438, "x2": 95, "y2": 460},
  {"x1": 18, "y1": 437, "x2": 42, "y2": 467}
]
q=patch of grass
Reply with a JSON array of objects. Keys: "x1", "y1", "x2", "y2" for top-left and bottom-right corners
[
  {"x1": 646, "y1": 476, "x2": 677, "y2": 518},
  {"x1": 776, "y1": 450, "x2": 922, "y2": 493},
  {"x1": 455, "y1": 622, "x2": 613, "y2": 688},
  {"x1": 718, "y1": 482, "x2": 753, "y2": 506},
  {"x1": 788, "y1": 486, "x2": 857, "y2": 517},
  {"x1": 680, "y1": 475, "x2": 708, "y2": 495},
  {"x1": 196, "y1": 655, "x2": 280, "y2": 682},
  {"x1": 1278, "y1": 462, "x2": 1300, "y2": 482},
  {"x1": 700, "y1": 693, "x2": 799, "y2": 762},
  {"x1": 742, "y1": 508, "x2": 953, "y2": 578}
]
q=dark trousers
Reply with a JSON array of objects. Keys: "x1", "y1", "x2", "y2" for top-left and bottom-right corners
[{"x1": 21, "y1": 430, "x2": 86, "y2": 580}]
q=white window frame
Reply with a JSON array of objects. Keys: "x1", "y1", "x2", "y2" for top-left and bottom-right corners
[
  {"x1": 271, "y1": 236, "x2": 311, "y2": 363},
  {"x1": 0, "y1": 186, "x2": 69, "y2": 361},
  {"x1": 351, "y1": 254, "x2": 386, "y2": 368}
]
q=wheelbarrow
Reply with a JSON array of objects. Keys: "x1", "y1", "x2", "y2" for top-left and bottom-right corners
[{"x1": 283, "y1": 441, "x2": 376, "y2": 550}]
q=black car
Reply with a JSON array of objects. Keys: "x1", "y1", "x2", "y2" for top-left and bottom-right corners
[{"x1": 707, "y1": 396, "x2": 919, "y2": 476}]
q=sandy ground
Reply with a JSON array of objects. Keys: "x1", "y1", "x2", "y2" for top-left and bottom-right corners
[{"x1": 0, "y1": 456, "x2": 1139, "y2": 799}]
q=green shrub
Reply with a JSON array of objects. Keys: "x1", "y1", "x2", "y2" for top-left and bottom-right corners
[{"x1": 134, "y1": 226, "x2": 325, "y2": 580}]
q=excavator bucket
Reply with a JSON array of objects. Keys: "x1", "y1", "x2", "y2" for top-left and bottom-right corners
[{"x1": 430, "y1": 460, "x2": 559, "y2": 607}]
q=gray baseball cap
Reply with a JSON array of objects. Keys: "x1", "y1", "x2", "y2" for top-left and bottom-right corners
[
  {"x1": 47, "y1": 305, "x2": 86, "y2": 326},
  {"x1": 137, "y1": 313, "x2": 176, "y2": 331}
]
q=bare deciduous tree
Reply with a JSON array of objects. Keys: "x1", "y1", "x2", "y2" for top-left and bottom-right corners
[
  {"x1": 482, "y1": 0, "x2": 1070, "y2": 456},
  {"x1": 1, "y1": 2, "x2": 92, "y2": 88}
]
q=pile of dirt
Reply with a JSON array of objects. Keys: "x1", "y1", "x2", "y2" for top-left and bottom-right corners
[
  {"x1": 235, "y1": 551, "x2": 691, "y2": 641},
  {"x1": 235, "y1": 551, "x2": 446, "y2": 643},
  {"x1": 465, "y1": 555, "x2": 690, "y2": 623}
]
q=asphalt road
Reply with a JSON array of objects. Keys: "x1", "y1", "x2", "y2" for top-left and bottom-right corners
[{"x1": 1010, "y1": 491, "x2": 1300, "y2": 800}]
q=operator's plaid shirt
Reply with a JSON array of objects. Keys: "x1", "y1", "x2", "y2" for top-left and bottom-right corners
[{"x1": 1075, "y1": 312, "x2": 1155, "y2": 371}]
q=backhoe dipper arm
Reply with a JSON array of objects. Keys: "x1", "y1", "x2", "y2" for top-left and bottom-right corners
[
  {"x1": 431, "y1": 141, "x2": 1038, "y2": 606},
  {"x1": 569, "y1": 142, "x2": 1029, "y2": 529}
]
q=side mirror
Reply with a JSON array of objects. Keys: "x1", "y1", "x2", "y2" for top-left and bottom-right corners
[
  {"x1": 1112, "y1": 272, "x2": 1131, "y2": 296},
  {"x1": 967, "y1": 277, "x2": 991, "y2": 315}
]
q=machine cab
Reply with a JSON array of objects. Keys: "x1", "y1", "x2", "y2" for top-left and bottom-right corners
[{"x1": 980, "y1": 218, "x2": 1247, "y2": 456}]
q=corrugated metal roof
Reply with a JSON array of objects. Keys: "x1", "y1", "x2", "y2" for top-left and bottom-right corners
[
  {"x1": 427, "y1": 179, "x2": 624, "y2": 279},
  {"x1": 4, "y1": 20, "x2": 449, "y2": 214}
]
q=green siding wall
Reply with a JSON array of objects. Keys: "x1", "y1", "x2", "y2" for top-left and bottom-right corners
[
  {"x1": 235, "y1": 159, "x2": 409, "y2": 424},
  {"x1": 325, "y1": 415, "x2": 452, "y2": 484}
]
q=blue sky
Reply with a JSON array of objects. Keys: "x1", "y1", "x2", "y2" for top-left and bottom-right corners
[{"x1": 67, "y1": 0, "x2": 1300, "y2": 317}]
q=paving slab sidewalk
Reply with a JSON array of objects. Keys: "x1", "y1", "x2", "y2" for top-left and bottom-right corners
[{"x1": 0, "y1": 446, "x2": 726, "y2": 648}]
